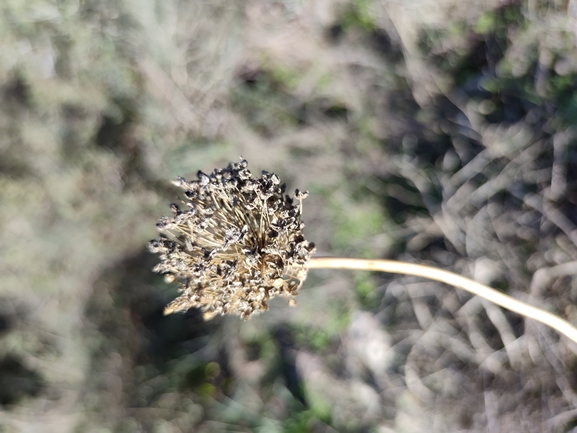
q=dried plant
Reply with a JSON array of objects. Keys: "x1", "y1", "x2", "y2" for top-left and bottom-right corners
[
  {"x1": 150, "y1": 160, "x2": 577, "y2": 344},
  {"x1": 149, "y1": 159, "x2": 316, "y2": 320}
]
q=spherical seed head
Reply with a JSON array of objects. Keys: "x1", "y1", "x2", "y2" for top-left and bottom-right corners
[{"x1": 149, "y1": 159, "x2": 316, "y2": 320}]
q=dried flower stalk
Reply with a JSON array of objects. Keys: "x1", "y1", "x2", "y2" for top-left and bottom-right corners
[
  {"x1": 308, "y1": 258, "x2": 577, "y2": 344},
  {"x1": 150, "y1": 160, "x2": 577, "y2": 345},
  {"x1": 149, "y1": 159, "x2": 315, "y2": 320}
]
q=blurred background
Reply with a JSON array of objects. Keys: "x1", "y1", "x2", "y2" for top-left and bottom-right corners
[{"x1": 2, "y1": 0, "x2": 577, "y2": 431}]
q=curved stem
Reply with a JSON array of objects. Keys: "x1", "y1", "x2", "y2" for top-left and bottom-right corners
[{"x1": 308, "y1": 257, "x2": 577, "y2": 344}]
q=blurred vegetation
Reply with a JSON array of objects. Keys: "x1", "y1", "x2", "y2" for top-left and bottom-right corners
[{"x1": 2, "y1": 0, "x2": 577, "y2": 432}]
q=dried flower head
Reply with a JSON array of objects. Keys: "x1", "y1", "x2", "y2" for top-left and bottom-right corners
[{"x1": 149, "y1": 159, "x2": 316, "y2": 320}]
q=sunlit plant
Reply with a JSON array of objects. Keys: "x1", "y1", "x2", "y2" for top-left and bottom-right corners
[
  {"x1": 150, "y1": 159, "x2": 577, "y2": 344},
  {"x1": 149, "y1": 159, "x2": 315, "y2": 320}
]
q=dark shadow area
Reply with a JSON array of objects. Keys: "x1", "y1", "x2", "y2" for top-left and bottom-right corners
[
  {"x1": 371, "y1": 28, "x2": 404, "y2": 64},
  {"x1": 82, "y1": 248, "x2": 226, "y2": 429},
  {"x1": 0, "y1": 355, "x2": 45, "y2": 406},
  {"x1": 272, "y1": 326, "x2": 307, "y2": 406},
  {"x1": 3, "y1": 76, "x2": 30, "y2": 108},
  {"x1": 94, "y1": 98, "x2": 139, "y2": 152},
  {"x1": 85, "y1": 248, "x2": 220, "y2": 362},
  {"x1": 0, "y1": 314, "x2": 9, "y2": 337}
]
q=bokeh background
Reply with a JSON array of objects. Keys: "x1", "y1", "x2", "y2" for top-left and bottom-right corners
[{"x1": 2, "y1": 0, "x2": 577, "y2": 431}]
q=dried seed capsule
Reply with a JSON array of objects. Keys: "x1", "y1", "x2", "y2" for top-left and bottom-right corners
[{"x1": 150, "y1": 158, "x2": 315, "y2": 320}]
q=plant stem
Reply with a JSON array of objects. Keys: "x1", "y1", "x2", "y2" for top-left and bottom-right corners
[{"x1": 308, "y1": 257, "x2": 577, "y2": 344}]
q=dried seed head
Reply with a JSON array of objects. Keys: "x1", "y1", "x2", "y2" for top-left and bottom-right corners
[{"x1": 149, "y1": 159, "x2": 316, "y2": 320}]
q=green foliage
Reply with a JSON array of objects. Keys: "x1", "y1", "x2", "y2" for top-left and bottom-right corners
[
  {"x1": 339, "y1": 0, "x2": 377, "y2": 32},
  {"x1": 473, "y1": 5, "x2": 526, "y2": 36},
  {"x1": 329, "y1": 188, "x2": 387, "y2": 258},
  {"x1": 354, "y1": 272, "x2": 380, "y2": 309},
  {"x1": 230, "y1": 70, "x2": 302, "y2": 136},
  {"x1": 283, "y1": 408, "x2": 332, "y2": 433},
  {"x1": 472, "y1": 12, "x2": 496, "y2": 35},
  {"x1": 292, "y1": 308, "x2": 350, "y2": 352}
]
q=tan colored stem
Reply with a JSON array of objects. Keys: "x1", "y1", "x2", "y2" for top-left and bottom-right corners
[{"x1": 308, "y1": 257, "x2": 577, "y2": 344}]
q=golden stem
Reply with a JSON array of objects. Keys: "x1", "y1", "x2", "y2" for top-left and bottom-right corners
[{"x1": 308, "y1": 257, "x2": 577, "y2": 344}]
